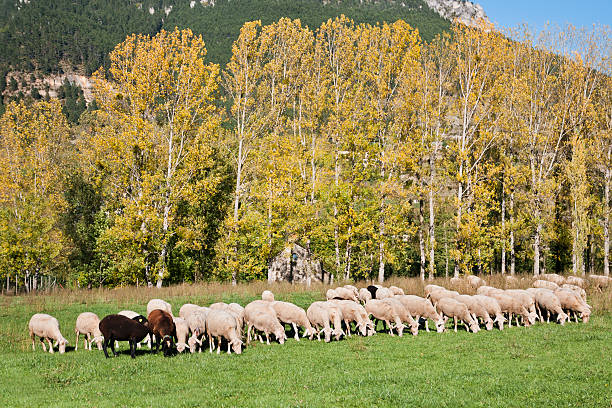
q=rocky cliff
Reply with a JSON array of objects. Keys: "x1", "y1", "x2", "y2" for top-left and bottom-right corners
[{"x1": 424, "y1": 0, "x2": 487, "y2": 26}]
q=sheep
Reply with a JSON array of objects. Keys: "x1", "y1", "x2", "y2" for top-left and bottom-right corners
[
  {"x1": 424, "y1": 284, "x2": 446, "y2": 297},
  {"x1": 488, "y1": 293, "x2": 532, "y2": 327},
  {"x1": 505, "y1": 289, "x2": 539, "y2": 323},
  {"x1": 528, "y1": 289, "x2": 568, "y2": 325},
  {"x1": 561, "y1": 284, "x2": 587, "y2": 302},
  {"x1": 388, "y1": 286, "x2": 405, "y2": 296},
  {"x1": 427, "y1": 289, "x2": 460, "y2": 306},
  {"x1": 179, "y1": 303, "x2": 202, "y2": 320},
  {"x1": 454, "y1": 295, "x2": 494, "y2": 330},
  {"x1": 476, "y1": 286, "x2": 504, "y2": 296},
  {"x1": 395, "y1": 295, "x2": 445, "y2": 333},
  {"x1": 565, "y1": 276, "x2": 585, "y2": 288},
  {"x1": 244, "y1": 300, "x2": 276, "y2": 342},
  {"x1": 554, "y1": 289, "x2": 591, "y2": 323},
  {"x1": 186, "y1": 307, "x2": 209, "y2": 353},
  {"x1": 326, "y1": 287, "x2": 359, "y2": 302},
  {"x1": 173, "y1": 317, "x2": 191, "y2": 353},
  {"x1": 29, "y1": 313, "x2": 68, "y2": 354},
  {"x1": 588, "y1": 274, "x2": 611, "y2": 290},
  {"x1": 99, "y1": 314, "x2": 151, "y2": 358},
  {"x1": 209, "y1": 302, "x2": 244, "y2": 333},
  {"x1": 540, "y1": 273, "x2": 565, "y2": 286},
  {"x1": 358, "y1": 288, "x2": 372, "y2": 304},
  {"x1": 435, "y1": 298, "x2": 480, "y2": 333},
  {"x1": 321, "y1": 301, "x2": 346, "y2": 340},
  {"x1": 343, "y1": 285, "x2": 359, "y2": 298},
  {"x1": 306, "y1": 302, "x2": 333, "y2": 342},
  {"x1": 329, "y1": 299, "x2": 375, "y2": 336},
  {"x1": 116, "y1": 310, "x2": 148, "y2": 349},
  {"x1": 270, "y1": 301, "x2": 316, "y2": 341},
  {"x1": 375, "y1": 287, "x2": 394, "y2": 299},
  {"x1": 505, "y1": 276, "x2": 519, "y2": 286},
  {"x1": 205, "y1": 309, "x2": 243, "y2": 354},
  {"x1": 148, "y1": 309, "x2": 176, "y2": 356},
  {"x1": 472, "y1": 295, "x2": 506, "y2": 330},
  {"x1": 382, "y1": 298, "x2": 418, "y2": 336},
  {"x1": 366, "y1": 285, "x2": 379, "y2": 299},
  {"x1": 245, "y1": 311, "x2": 286, "y2": 345},
  {"x1": 75, "y1": 312, "x2": 103, "y2": 351},
  {"x1": 449, "y1": 277, "x2": 462, "y2": 287},
  {"x1": 146, "y1": 299, "x2": 173, "y2": 317},
  {"x1": 533, "y1": 279, "x2": 559, "y2": 291},
  {"x1": 364, "y1": 299, "x2": 405, "y2": 336},
  {"x1": 262, "y1": 290, "x2": 275, "y2": 302},
  {"x1": 467, "y1": 275, "x2": 486, "y2": 288}
]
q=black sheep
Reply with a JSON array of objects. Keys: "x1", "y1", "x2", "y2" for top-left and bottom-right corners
[
  {"x1": 367, "y1": 285, "x2": 379, "y2": 299},
  {"x1": 99, "y1": 314, "x2": 151, "y2": 359}
]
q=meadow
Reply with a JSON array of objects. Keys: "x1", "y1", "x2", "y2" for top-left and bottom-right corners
[{"x1": 1, "y1": 276, "x2": 611, "y2": 407}]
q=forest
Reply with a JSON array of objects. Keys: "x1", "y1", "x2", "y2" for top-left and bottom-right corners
[{"x1": 0, "y1": 18, "x2": 611, "y2": 291}]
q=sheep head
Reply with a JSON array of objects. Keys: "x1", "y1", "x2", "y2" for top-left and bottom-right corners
[
  {"x1": 58, "y1": 338, "x2": 68, "y2": 354},
  {"x1": 435, "y1": 319, "x2": 445, "y2": 333},
  {"x1": 557, "y1": 312, "x2": 569, "y2": 326},
  {"x1": 484, "y1": 319, "x2": 493, "y2": 331},
  {"x1": 231, "y1": 338, "x2": 243, "y2": 354}
]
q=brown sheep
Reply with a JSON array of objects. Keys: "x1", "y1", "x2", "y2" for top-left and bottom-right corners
[{"x1": 148, "y1": 309, "x2": 176, "y2": 356}]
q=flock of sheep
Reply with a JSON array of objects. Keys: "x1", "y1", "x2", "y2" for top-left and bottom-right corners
[{"x1": 28, "y1": 273, "x2": 607, "y2": 358}]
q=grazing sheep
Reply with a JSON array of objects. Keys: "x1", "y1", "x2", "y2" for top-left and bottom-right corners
[
  {"x1": 116, "y1": 310, "x2": 148, "y2": 348},
  {"x1": 565, "y1": 276, "x2": 585, "y2": 288},
  {"x1": 244, "y1": 300, "x2": 277, "y2": 341},
  {"x1": 365, "y1": 299, "x2": 405, "y2": 336},
  {"x1": 321, "y1": 302, "x2": 346, "y2": 340},
  {"x1": 588, "y1": 274, "x2": 611, "y2": 290},
  {"x1": 358, "y1": 288, "x2": 373, "y2": 304},
  {"x1": 554, "y1": 289, "x2": 591, "y2": 323},
  {"x1": 246, "y1": 311, "x2": 286, "y2": 345},
  {"x1": 388, "y1": 286, "x2": 405, "y2": 296},
  {"x1": 179, "y1": 303, "x2": 202, "y2": 320},
  {"x1": 561, "y1": 284, "x2": 587, "y2": 302},
  {"x1": 505, "y1": 289, "x2": 539, "y2": 323},
  {"x1": 435, "y1": 298, "x2": 479, "y2": 333},
  {"x1": 330, "y1": 299, "x2": 374, "y2": 336},
  {"x1": 205, "y1": 309, "x2": 243, "y2": 354},
  {"x1": 374, "y1": 287, "x2": 394, "y2": 299},
  {"x1": 454, "y1": 295, "x2": 494, "y2": 330},
  {"x1": 209, "y1": 302, "x2": 244, "y2": 333},
  {"x1": 489, "y1": 293, "x2": 533, "y2": 327},
  {"x1": 270, "y1": 301, "x2": 316, "y2": 341},
  {"x1": 327, "y1": 287, "x2": 359, "y2": 302},
  {"x1": 395, "y1": 295, "x2": 445, "y2": 333},
  {"x1": 467, "y1": 275, "x2": 486, "y2": 288},
  {"x1": 366, "y1": 285, "x2": 379, "y2": 299},
  {"x1": 99, "y1": 314, "x2": 151, "y2": 358},
  {"x1": 528, "y1": 289, "x2": 568, "y2": 325},
  {"x1": 427, "y1": 289, "x2": 460, "y2": 306},
  {"x1": 148, "y1": 309, "x2": 176, "y2": 356},
  {"x1": 424, "y1": 284, "x2": 446, "y2": 297},
  {"x1": 146, "y1": 299, "x2": 173, "y2": 318},
  {"x1": 343, "y1": 285, "x2": 359, "y2": 298},
  {"x1": 29, "y1": 313, "x2": 68, "y2": 354},
  {"x1": 382, "y1": 298, "x2": 418, "y2": 336},
  {"x1": 186, "y1": 307, "x2": 209, "y2": 353},
  {"x1": 540, "y1": 273, "x2": 565, "y2": 286},
  {"x1": 476, "y1": 286, "x2": 504, "y2": 296},
  {"x1": 262, "y1": 290, "x2": 275, "y2": 302},
  {"x1": 173, "y1": 317, "x2": 190, "y2": 353},
  {"x1": 472, "y1": 295, "x2": 506, "y2": 330},
  {"x1": 533, "y1": 280, "x2": 559, "y2": 291},
  {"x1": 75, "y1": 312, "x2": 103, "y2": 351},
  {"x1": 306, "y1": 302, "x2": 334, "y2": 342}
]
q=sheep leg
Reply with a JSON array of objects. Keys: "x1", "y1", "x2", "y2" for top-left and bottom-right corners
[
  {"x1": 217, "y1": 336, "x2": 221, "y2": 355},
  {"x1": 454, "y1": 317, "x2": 458, "y2": 333},
  {"x1": 31, "y1": 335, "x2": 36, "y2": 351},
  {"x1": 75, "y1": 331, "x2": 79, "y2": 351},
  {"x1": 386, "y1": 321, "x2": 394, "y2": 336},
  {"x1": 265, "y1": 332, "x2": 270, "y2": 345},
  {"x1": 86, "y1": 333, "x2": 91, "y2": 350},
  {"x1": 546, "y1": 310, "x2": 550, "y2": 323},
  {"x1": 345, "y1": 321, "x2": 351, "y2": 337},
  {"x1": 47, "y1": 338, "x2": 54, "y2": 353},
  {"x1": 508, "y1": 314, "x2": 512, "y2": 327},
  {"x1": 246, "y1": 324, "x2": 252, "y2": 345},
  {"x1": 227, "y1": 339, "x2": 231, "y2": 355},
  {"x1": 424, "y1": 318, "x2": 430, "y2": 333},
  {"x1": 40, "y1": 337, "x2": 47, "y2": 352},
  {"x1": 208, "y1": 333, "x2": 214, "y2": 353},
  {"x1": 292, "y1": 323, "x2": 299, "y2": 341},
  {"x1": 515, "y1": 315, "x2": 520, "y2": 327}
]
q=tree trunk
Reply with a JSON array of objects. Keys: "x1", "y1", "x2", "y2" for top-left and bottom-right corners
[
  {"x1": 378, "y1": 217, "x2": 385, "y2": 283},
  {"x1": 510, "y1": 191, "x2": 515, "y2": 276},
  {"x1": 605, "y1": 159, "x2": 610, "y2": 276},
  {"x1": 428, "y1": 155, "x2": 436, "y2": 280},
  {"x1": 231, "y1": 137, "x2": 244, "y2": 286},
  {"x1": 501, "y1": 180, "x2": 506, "y2": 275},
  {"x1": 454, "y1": 181, "x2": 463, "y2": 278},
  {"x1": 419, "y1": 199, "x2": 426, "y2": 281},
  {"x1": 534, "y1": 214, "x2": 541, "y2": 276},
  {"x1": 333, "y1": 150, "x2": 341, "y2": 278}
]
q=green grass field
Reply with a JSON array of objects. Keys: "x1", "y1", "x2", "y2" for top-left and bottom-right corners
[{"x1": 1, "y1": 279, "x2": 611, "y2": 407}]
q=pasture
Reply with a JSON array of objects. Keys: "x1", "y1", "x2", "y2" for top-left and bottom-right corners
[{"x1": 1, "y1": 276, "x2": 611, "y2": 407}]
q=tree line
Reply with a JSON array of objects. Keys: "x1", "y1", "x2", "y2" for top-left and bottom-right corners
[{"x1": 0, "y1": 18, "x2": 610, "y2": 291}]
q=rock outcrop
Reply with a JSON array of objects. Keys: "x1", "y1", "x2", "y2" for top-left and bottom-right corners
[{"x1": 424, "y1": 0, "x2": 487, "y2": 27}]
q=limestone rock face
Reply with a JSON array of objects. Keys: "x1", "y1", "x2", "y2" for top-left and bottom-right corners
[
  {"x1": 424, "y1": 0, "x2": 488, "y2": 27},
  {"x1": 267, "y1": 244, "x2": 329, "y2": 285}
]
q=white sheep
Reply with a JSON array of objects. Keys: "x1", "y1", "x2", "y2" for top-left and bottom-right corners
[
  {"x1": 261, "y1": 290, "x2": 275, "y2": 302},
  {"x1": 427, "y1": 289, "x2": 460, "y2": 306},
  {"x1": 561, "y1": 284, "x2": 587, "y2": 302},
  {"x1": 435, "y1": 298, "x2": 479, "y2": 333},
  {"x1": 358, "y1": 288, "x2": 372, "y2": 304},
  {"x1": 505, "y1": 289, "x2": 539, "y2": 323},
  {"x1": 179, "y1": 303, "x2": 201, "y2": 320},
  {"x1": 29, "y1": 313, "x2": 68, "y2": 354},
  {"x1": 472, "y1": 295, "x2": 506, "y2": 330},
  {"x1": 424, "y1": 284, "x2": 447, "y2": 297},
  {"x1": 467, "y1": 275, "x2": 486, "y2": 288},
  {"x1": 327, "y1": 287, "x2": 359, "y2": 302},
  {"x1": 454, "y1": 295, "x2": 494, "y2": 330},
  {"x1": 489, "y1": 292, "x2": 533, "y2": 327},
  {"x1": 173, "y1": 317, "x2": 191, "y2": 353},
  {"x1": 554, "y1": 289, "x2": 591, "y2": 323},
  {"x1": 476, "y1": 285, "x2": 504, "y2": 296},
  {"x1": 246, "y1": 311, "x2": 286, "y2": 345},
  {"x1": 374, "y1": 287, "x2": 394, "y2": 299},
  {"x1": 533, "y1": 279, "x2": 559, "y2": 291},
  {"x1": 343, "y1": 285, "x2": 359, "y2": 298},
  {"x1": 388, "y1": 286, "x2": 405, "y2": 296},
  {"x1": 528, "y1": 289, "x2": 568, "y2": 325},
  {"x1": 330, "y1": 299, "x2": 374, "y2": 336},
  {"x1": 306, "y1": 302, "x2": 343, "y2": 342},
  {"x1": 382, "y1": 298, "x2": 418, "y2": 336},
  {"x1": 205, "y1": 309, "x2": 243, "y2": 354},
  {"x1": 186, "y1": 307, "x2": 210, "y2": 353},
  {"x1": 588, "y1": 274, "x2": 611, "y2": 290},
  {"x1": 540, "y1": 273, "x2": 565, "y2": 286},
  {"x1": 565, "y1": 276, "x2": 585, "y2": 288},
  {"x1": 365, "y1": 299, "x2": 404, "y2": 336},
  {"x1": 395, "y1": 295, "x2": 445, "y2": 333},
  {"x1": 270, "y1": 301, "x2": 315, "y2": 341},
  {"x1": 147, "y1": 299, "x2": 173, "y2": 317},
  {"x1": 74, "y1": 312, "x2": 103, "y2": 351}
]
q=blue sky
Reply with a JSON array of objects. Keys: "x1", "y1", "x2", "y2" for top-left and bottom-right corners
[{"x1": 476, "y1": 0, "x2": 612, "y2": 30}]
